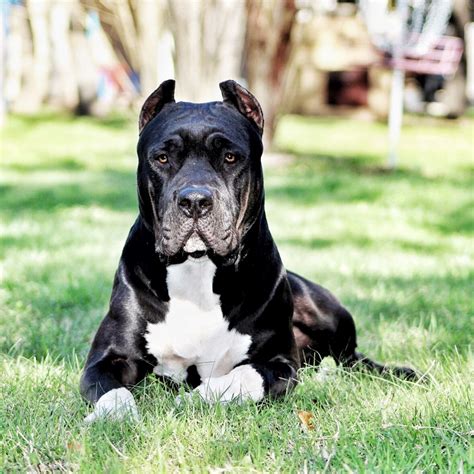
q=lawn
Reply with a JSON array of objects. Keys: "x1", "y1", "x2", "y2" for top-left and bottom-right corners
[{"x1": 1, "y1": 112, "x2": 472, "y2": 472}]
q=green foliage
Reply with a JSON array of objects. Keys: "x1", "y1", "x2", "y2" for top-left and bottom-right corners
[{"x1": 1, "y1": 114, "x2": 472, "y2": 472}]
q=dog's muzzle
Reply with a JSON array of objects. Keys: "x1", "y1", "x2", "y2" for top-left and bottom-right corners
[
  {"x1": 176, "y1": 186, "x2": 213, "y2": 256},
  {"x1": 157, "y1": 184, "x2": 239, "y2": 260}
]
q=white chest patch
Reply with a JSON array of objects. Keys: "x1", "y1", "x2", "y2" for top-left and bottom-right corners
[{"x1": 145, "y1": 256, "x2": 252, "y2": 383}]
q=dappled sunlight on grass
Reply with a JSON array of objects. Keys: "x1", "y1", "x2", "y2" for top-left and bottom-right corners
[
  {"x1": 1, "y1": 350, "x2": 471, "y2": 471},
  {"x1": 275, "y1": 114, "x2": 473, "y2": 177},
  {"x1": 1, "y1": 113, "x2": 472, "y2": 471}
]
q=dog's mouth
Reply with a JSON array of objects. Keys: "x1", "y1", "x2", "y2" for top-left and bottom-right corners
[
  {"x1": 183, "y1": 232, "x2": 208, "y2": 259},
  {"x1": 157, "y1": 215, "x2": 239, "y2": 262}
]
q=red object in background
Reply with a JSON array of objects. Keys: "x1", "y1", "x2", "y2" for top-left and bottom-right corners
[
  {"x1": 385, "y1": 35, "x2": 464, "y2": 76},
  {"x1": 327, "y1": 70, "x2": 368, "y2": 107}
]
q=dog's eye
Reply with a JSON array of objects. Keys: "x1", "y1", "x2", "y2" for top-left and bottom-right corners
[
  {"x1": 156, "y1": 154, "x2": 168, "y2": 164},
  {"x1": 224, "y1": 152, "x2": 236, "y2": 164}
]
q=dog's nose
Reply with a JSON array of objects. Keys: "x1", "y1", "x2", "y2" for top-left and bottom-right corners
[{"x1": 177, "y1": 187, "x2": 213, "y2": 218}]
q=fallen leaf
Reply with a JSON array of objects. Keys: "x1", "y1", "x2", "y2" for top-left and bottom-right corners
[
  {"x1": 66, "y1": 440, "x2": 83, "y2": 453},
  {"x1": 298, "y1": 410, "x2": 315, "y2": 431}
]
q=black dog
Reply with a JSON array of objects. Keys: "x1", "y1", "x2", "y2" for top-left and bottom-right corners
[{"x1": 81, "y1": 80, "x2": 416, "y2": 421}]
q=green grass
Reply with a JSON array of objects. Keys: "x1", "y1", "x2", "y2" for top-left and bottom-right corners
[{"x1": 1, "y1": 112, "x2": 473, "y2": 472}]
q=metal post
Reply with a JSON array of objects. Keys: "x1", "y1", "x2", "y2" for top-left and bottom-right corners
[
  {"x1": 386, "y1": 0, "x2": 408, "y2": 168},
  {"x1": 387, "y1": 67, "x2": 405, "y2": 168},
  {"x1": 359, "y1": 0, "x2": 455, "y2": 168}
]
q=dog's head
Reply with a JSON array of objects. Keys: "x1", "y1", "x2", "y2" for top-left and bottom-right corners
[{"x1": 136, "y1": 80, "x2": 264, "y2": 263}]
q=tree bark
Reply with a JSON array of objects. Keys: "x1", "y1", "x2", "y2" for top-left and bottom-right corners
[
  {"x1": 3, "y1": 4, "x2": 28, "y2": 114},
  {"x1": 16, "y1": 0, "x2": 51, "y2": 113},
  {"x1": 49, "y1": 0, "x2": 78, "y2": 109},
  {"x1": 134, "y1": 0, "x2": 172, "y2": 98},
  {"x1": 168, "y1": 0, "x2": 246, "y2": 102},
  {"x1": 245, "y1": 0, "x2": 297, "y2": 147}
]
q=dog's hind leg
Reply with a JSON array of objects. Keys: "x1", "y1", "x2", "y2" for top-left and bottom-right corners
[
  {"x1": 288, "y1": 271, "x2": 419, "y2": 380},
  {"x1": 337, "y1": 351, "x2": 419, "y2": 380},
  {"x1": 328, "y1": 306, "x2": 420, "y2": 380}
]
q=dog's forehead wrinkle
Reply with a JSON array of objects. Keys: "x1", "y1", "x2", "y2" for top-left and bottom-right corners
[
  {"x1": 177, "y1": 127, "x2": 248, "y2": 150},
  {"x1": 152, "y1": 102, "x2": 251, "y2": 138},
  {"x1": 148, "y1": 135, "x2": 183, "y2": 153}
]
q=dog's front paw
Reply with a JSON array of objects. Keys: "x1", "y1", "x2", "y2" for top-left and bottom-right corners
[
  {"x1": 174, "y1": 391, "x2": 194, "y2": 406},
  {"x1": 84, "y1": 388, "x2": 139, "y2": 423},
  {"x1": 194, "y1": 365, "x2": 265, "y2": 404}
]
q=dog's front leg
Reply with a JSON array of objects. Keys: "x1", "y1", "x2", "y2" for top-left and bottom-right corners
[
  {"x1": 81, "y1": 351, "x2": 145, "y2": 423},
  {"x1": 80, "y1": 307, "x2": 152, "y2": 424},
  {"x1": 84, "y1": 386, "x2": 138, "y2": 424},
  {"x1": 192, "y1": 357, "x2": 297, "y2": 403}
]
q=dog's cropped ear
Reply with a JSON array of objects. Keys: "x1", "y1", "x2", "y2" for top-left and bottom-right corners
[
  {"x1": 138, "y1": 80, "x2": 175, "y2": 134},
  {"x1": 219, "y1": 80, "x2": 264, "y2": 136}
]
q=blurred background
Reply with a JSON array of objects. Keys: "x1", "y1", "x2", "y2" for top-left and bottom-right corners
[{"x1": 1, "y1": 0, "x2": 472, "y2": 143}]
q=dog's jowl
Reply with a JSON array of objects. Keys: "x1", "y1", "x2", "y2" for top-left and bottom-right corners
[{"x1": 80, "y1": 80, "x2": 417, "y2": 421}]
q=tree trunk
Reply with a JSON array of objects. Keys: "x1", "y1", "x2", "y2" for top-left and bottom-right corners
[
  {"x1": 245, "y1": 0, "x2": 297, "y2": 147},
  {"x1": 16, "y1": 0, "x2": 51, "y2": 113},
  {"x1": 3, "y1": 3, "x2": 28, "y2": 116},
  {"x1": 168, "y1": 0, "x2": 246, "y2": 102},
  {"x1": 134, "y1": 0, "x2": 173, "y2": 98},
  {"x1": 49, "y1": 0, "x2": 78, "y2": 110}
]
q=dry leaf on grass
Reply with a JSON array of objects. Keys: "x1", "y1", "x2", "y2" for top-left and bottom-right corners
[
  {"x1": 298, "y1": 410, "x2": 315, "y2": 431},
  {"x1": 66, "y1": 441, "x2": 83, "y2": 453}
]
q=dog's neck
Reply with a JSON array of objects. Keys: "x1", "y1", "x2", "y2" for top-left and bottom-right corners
[{"x1": 126, "y1": 209, "x2": 280, "y2": 290}]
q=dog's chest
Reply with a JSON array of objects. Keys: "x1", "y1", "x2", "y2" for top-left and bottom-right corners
[{"x1": 145, "y1": 257, "x2": 251, "y2": 382}]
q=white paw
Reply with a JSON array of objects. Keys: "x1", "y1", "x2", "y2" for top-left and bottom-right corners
[
  {"x1": 174, "y1": 392, "x2": 194, "y2": 406},
  {"x1": 193, "y1": 365, "x2": 264, "y2": 404},
  {"x1": 84, "y1": 388, "x2": 139, "y2": 423}
]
